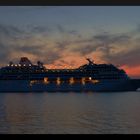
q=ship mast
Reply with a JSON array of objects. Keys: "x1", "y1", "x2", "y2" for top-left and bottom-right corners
[{"x1": 86, "y1": 58, "x2": 94, "y2": 65}]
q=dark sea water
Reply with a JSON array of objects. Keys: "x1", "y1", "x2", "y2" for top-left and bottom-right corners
[{"x1": 0, "y1": 91, "x2": 140, "y2": 134}]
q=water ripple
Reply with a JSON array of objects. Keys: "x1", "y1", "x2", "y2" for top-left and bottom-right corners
[{"x1": 0, "y1": 92, "x2": 140, "y2": 133}]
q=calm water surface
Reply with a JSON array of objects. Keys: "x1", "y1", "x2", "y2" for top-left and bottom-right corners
[{"x1": 0, "y1": 91, "x2": 140, "y2": 134}]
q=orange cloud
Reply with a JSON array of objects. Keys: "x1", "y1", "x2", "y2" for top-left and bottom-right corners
[
  {"x1": 45, "y1": 51, "x2": 87, "y2": 69},
  {"x1": 121, "y1": 65, "x2": 140, "y2": 78}
]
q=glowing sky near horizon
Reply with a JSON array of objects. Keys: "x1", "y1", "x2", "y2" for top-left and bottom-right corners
[{"x1": 0, "y1": 6, "x2": 140, "y2": 78}]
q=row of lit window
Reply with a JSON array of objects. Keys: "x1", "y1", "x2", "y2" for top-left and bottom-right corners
[
  {"x1": 30, "y1": 77, "x2": 100, "y2": 86},
  {"x1": 7, "y1": 64, "x2": 32, "y2": 67},
  {"x1": 43, "y1": 77, "x2": 99, "y2": 84}
]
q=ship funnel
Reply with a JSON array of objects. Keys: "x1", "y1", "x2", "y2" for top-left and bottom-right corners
[{"x1": 19, "y1": 57, "x2": 33, "y2": 66}]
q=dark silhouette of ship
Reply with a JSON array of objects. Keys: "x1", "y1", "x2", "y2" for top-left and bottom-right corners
[{"x1": 0, "y1": 57, "x2": 139, "y2": 92}]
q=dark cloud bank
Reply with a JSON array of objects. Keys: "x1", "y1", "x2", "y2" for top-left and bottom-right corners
[{"x1": 0, "y1": 23, "x2": 139, "y2": 69}]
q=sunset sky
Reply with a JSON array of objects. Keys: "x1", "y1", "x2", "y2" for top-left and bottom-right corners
[{"x1": 0, "y1": 6, "x2": 140, "y2": 78}]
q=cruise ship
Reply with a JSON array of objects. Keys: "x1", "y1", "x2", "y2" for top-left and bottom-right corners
[{"x1": 0, "y1": 57, "x2": 140, "y2": 92}]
